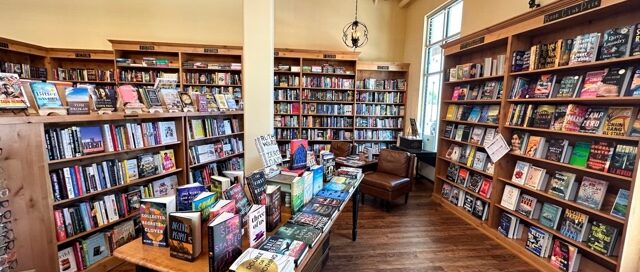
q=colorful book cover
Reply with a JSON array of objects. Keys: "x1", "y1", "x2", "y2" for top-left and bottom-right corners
[
  {"x1": 632, "y1": 23, "x2": 640, "y2": 56},
  {"x1": 578, "y1": 70, "x2": 606, "y2": 98},
  {"x1": 160, "y1": 149, "x2": 176, "y2": 172},
  {"x1": 310, "y1": 165, "x2": 324, "y2": 195},
  {"x1": 598, "y1": 25, "x2": 633, "y2": 60},
  {"x1": 532, "y1": 104, "x2": 556, "y2": 129},
  {"x1": 291, "y1": 177, "x2": 305, "y2": 213},
  {"x1": 569, "y1": 142, "x2": 591, "y2": 168},
  {"x1": 116, "y1": 85, "x2": 142, "y2": 106},
  {"x1": 161, "y1": 88, "x2": 183, "y2": 111},
  {"x1": 611, "y1": 189, "x2": 629, "y2": 219},
  {"x1": 523, "y1": 166, "x2": 545, "y2": 190},
  {"x1": 598, "y1": 67, "x2": 632, "y2": 97},
  {"x1": 539, "y1": 203, "x2": 562, "y2": 229},
  {"x1": 562, "y1": 104, "x2": 588, "y2": 132},
  {"x1": 230, "y1": 248, "x2": 295, "y2": 272},
  {"x1": 576, "y1": 177, "x2": 608, "y2": 210},
  {"x1": 586, "y1": 221, "x2": 619, "y2": 256},
  {"x1": 0, "y1": 73, "x2": 29, "y2": 109},
  {"x1": 586, "y1": 141, "x2": 614, "y2": 172},
  {"x1": 137, "y1": 153, "x2": 158, "y2": 178},
  {"x1": 265, "y1": 185, "x2": 281, "y2": 232},
  {"x1": 141, "y1": 196, "x2": 176, "y2": 247},
  {"x1": 533, "y1": 74, "x2": 555, "y2": 98},
  {"x1": 192, "y1": 192, "x2": 217, "y2": 222},
  {"x1": 511, "y1": 161, "x2": 531, "y2": 185},
  {"x1": 552, "y1": 105, "x2": 569, "y2": 131},
  {"x1": 81, "y1": 232, "x2": 110, "y2": 266},
  {"x1": 478, "y1": 178, "x2": 492, "y2": 198},
  {"x1": 546, "y1": 171, "x2": 576, "y2": 199},
  {"x1": 578, "y1": 107, "x2": 607, "y2": 134},
  {"x1": 607, "y1": 144, "x2": 637, "y2": 177},
  {"x1": 78, "y1": 126, "x2": 105, "y2": 154},
  {"x1": 65, "y1": 86, "x2": 91, "y2": 114},
  {"x1": 626, "y1": 66, "x2": 640, "y2": 96},
  {"x1": 560, "y1": 209, "x2": 589, "y2": 242},
  {"x1": 275, "y1": 223, "x2": 322, "y2": 247},
  {"x1": 176, "y1": 183, "x2": 206, "y2": 211},
  {"x1": 258, "y1": 236, "x2": 308, "y2": 266},
  {"x1": 456, "y1": 168, "x2": 470, "y2": 186},
  {"x1": 316, "y1": 189, "x2": 349, "y2": 201},
  {"x1": 554, "y1": 75, "x2": 581, "y2": 98},
  {"x1": 549, "y1": 239, "x2": 578, "y2": 272},
  {"x1": 525, "y1": 226, "x2": 548, "y2": 257},
  {"x1": 289, "y1": 212, "x2": 330, "y2": 231},
  {"x1": 290, "y1": 139, "x2": 309, "y2": 170},
  {"x1": 169, "y1": 211, "x2": 201, "y2": 261},
  {"x1": 446, "y1": 164, "x2": 460, "y2": 182},
  {"x1": 158, "y1": 121, "x2": 178, "y2": 143},
  {"x1": 57, "y1": 247, "x2": 78, "y2": 272},
  {"x1": 603, "y1": 107, "x2": 633, "y2": 136},
  {"x1": 248, "y1": 205, "x2": 266, "y2": 247},
  {"x1": 222, "y1": 183, "x2": 251, "y2": 226},
  {"x1": 30, "y1": 81, "x2": 63, "y2": 108},
  {"x1": 524, "y1": 135, "x2": 543, "y2": 158},
  {"x1": 208, "y1": 212, "x2": 242, "y2": 272},
  {"x1": 569, "y1": 32, "x2": 601, "y2": 65},
  {"x1": 91, "y1": 86, "x2": 116, "y2": 110}
]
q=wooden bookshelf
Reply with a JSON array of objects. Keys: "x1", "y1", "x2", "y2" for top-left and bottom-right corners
[
  {"x1": 46, "y1": 48, "x2": 116, "y2": 85},
  {"x1": 0, "y1": 37, "x2": 48, "y2": 80},
  {"x1": 434, "y1": 1, "x2": 640, "y2": 271}
]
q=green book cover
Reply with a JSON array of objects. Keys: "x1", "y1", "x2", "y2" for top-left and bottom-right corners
[
  {"x1": 569, "y1": 142, "x2": 591, "y2": 167},
  {"x1": 539, "y1": 203, "x2": 562, "y2": 229},
  {"x1": 291, "y1": 177, "x2": 305, "y2": 213}
]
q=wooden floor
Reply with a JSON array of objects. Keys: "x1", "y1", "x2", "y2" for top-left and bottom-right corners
[{"x1": 112, "y1": 179, "x2": 537, "y2": 272}]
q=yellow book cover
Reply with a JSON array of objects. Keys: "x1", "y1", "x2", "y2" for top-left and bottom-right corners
[
  {"x1": 466, "y1": 146, "x2": 476, "y2": 167},
  {"x1": 191, "y1": 119, "x2": 206, "y2": 139},
  {"x1": 160, "y1": 149, "x2": 176, "y2": 172},
  {"x1": 446, "y1": 105, "x2": 458, "y2": 120},
  {"x1": 602, "y1": 107, "x2": 633, "y2": 136}
]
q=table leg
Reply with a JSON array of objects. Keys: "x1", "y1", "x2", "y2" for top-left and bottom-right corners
[{"x1": 352, "y1": 186, "x2": 360, "y2": 241}]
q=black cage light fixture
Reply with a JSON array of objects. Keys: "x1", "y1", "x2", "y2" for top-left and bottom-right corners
[{"x1": 342, "y1": 0, "x2": 369, "y2": 50}]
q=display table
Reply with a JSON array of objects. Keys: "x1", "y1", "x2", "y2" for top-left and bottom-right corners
[{"x1": 113, "y1": 176, "x2": 363, "y2": 272}]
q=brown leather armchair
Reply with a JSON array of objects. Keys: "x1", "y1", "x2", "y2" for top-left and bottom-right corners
[
  {"x1": 330, "y1": 141, "x2": 354, "y2": 158},
  {"x1": 360, "y1": 149, "x2": 416, "y2": 211}
]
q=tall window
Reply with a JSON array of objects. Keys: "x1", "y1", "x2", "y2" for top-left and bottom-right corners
[{"x1": 419, "y1": 0, "x2": 463, "y2": 152}]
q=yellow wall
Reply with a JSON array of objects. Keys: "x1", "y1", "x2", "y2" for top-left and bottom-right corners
[
  {"x1": 1, "y1": 0, "x2": 405, "y2": 61},
  {"x1": 461, "y1": 0, "x2": 559, "y2": 36}
]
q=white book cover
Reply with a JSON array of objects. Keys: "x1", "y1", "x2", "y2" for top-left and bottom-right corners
[
  {"x1": 248, "y1": 205, "x2": 266, "y2": 247},
  {"x1": 511, "y1": 161, "x2": 531, "y2": 185},
  {"x1": 230, "y1": 248, "x2": 295, "y2": 272},
  {"x1": 501, "y1": 185, "x2": 521, "y2": 210},
  {"x1": 158, "y1": 121, "x2": 178, "y2": 143}
]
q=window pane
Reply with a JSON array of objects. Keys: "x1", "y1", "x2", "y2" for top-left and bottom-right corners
[
  {"x1": 421, "y1": 73, "x2": 441, "y2": 152},
  {"x1": 427, "y1": 46, "x2": 442, "y2": 73},
  {"x1": 447, "y1": 1, "x2": 463, "y2": 36},
  {"x1": 428, "y1": 12, "x2": 445, "y2": 44}
]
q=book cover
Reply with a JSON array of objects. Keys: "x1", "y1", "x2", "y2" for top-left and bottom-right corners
[
  {"x1": 598, "y1": 67, "x2": 632, "y2": 97},
  {"x1": 554, "y1": 75, "x2": 582, "y2": 98},
  {"x1": 0, "y1": 73, "x2": 29, "y2": 109},
  {"x1": 486, "y1": 105, "x2": 500, "y2": 124},
  {"x1": 510, "y1": 77, "x2": 531, "y2": 99},
  {"x1": 472, "y1": 152, "x2": 487, "y2": 171},
  {"x1": 91, "y1": 86, "x2": 116, "y2": 110},
  {"x1": 289, "y1": 212, "x2": 330, "y2": 232},
  {"x1": 598, "y1": 25, "x2": 633, "y2": 60},
  {"x1": 561, "y1": 104, "x2": 588, "y2": 132},
  {"x1": 586, "y1": 221, "x2": 619, "y2": 256},
  {"x1": 533, "y1": 74, "x2": 555, "y2": 98},
  {"x1": 222, "y1": 183, "x2": 251, "y2": 226},
  {"x1": 524, "y1": 136, "x2": 544, "y2": 158},
  {"x1": 117, "y1": 85, "x2": 142, "y2": 106},
  {"x1": 160, "y1": 88, "x2": 183, "y2": 111},
  {"x1": 248, "y1": 205, "x2": 266, "y2": 247},
  {"x1": 607, "y1": 144, "x2": 637, "y2": 177},
  {"x1": 310, "y1": 165, "x2": 324, "y2": 195},
  {"x1": 569, "y1": 142, "x2": 591, "y2": 168},
  {"x1": 545, "y1": 139, "x2": 568, "y2": 162},
  {"x1": 445, "y1": 144, "x2": 461, "y2": 161},
  {"x1": 611, "y1": 189, "x2": 629, "y2": 219},
  {"x1": 446, "y1": 164, "x2": 460, "y2": 182},
  {"x1": 466, "y1": 173, "x2": 483, "y2": 193},
  {"x1": 290, "y1": 139, "x2": 308, "y2": 170},
  {"x1": 626, "y1": 66, "x2": 640, "y2": 96},
  {"x1": 500, "y1": 185, "x2": 521, "y2": 210},
  {"x1": 498, "y1": 213, "x2": 516, "y2": 238},
  {"x1": 551, "y1": 105, "x2": 569, "y2": 130},
  {"x1": 208, "y1": 212, "x2": 242, "y2": 272},
  {"x1": 511, "y1": 161, "x2": 531, "y2": 185},
  {"x1": 516, "y1": 194, "x2": 538, "y2": 218},
  {"x1": 209, "y1": 200, "x2": 237, "y2": 222},
  {"x1": 81, "y1": 232, "x2": 110, "y2": 266},
  {"x1": 569, "y1": 32, "x2": 600, "y2": 65},
  {"x1": 169, "y1": 211, "x2": 202, "y2": 261},
  {"x1": 176, "y1": 183, "x2": 206, "y2": 211},
  {"x1": 158, "y1": 121, "x2": 178, "y2": 143},
  {"x1": 523, "y1": 166, "x2": 545, "y2": 190},
  {"x1": 137, "y1": 153, "x2": 159, "y2": 178},
  {"x1": 456, "y1": 168, "x2": 470, "y2": 186},
  {"x1": 586, "y1": 141, "x2": 614, "y2": 172},
  {"x1": 526, "y1": 226, "x2": 549, "y2": 257},
  {"x1": 579, "y1": 70, "x2": 606, "y2": 98},
  {"x1": 78, "y1": 126, "x2": 104, "y2": 154},
  {"x1": 230, "y1": 248, "x2": 295, "y2": 272},
  {"x1": 463, "y1": 194, "x2": 475, "y2": 213},
  {"x1": 258, "y1": 236, "x2": 308, "y2": 266},
  {"x1": 316, "y1": 189, "x2": 349, "y2": 201},
  {"x1": 632, "y1": 23, "x2": 640, "y2": 56},
  {"x1": 275, "y1": 223, "x2": 322, "y2": 247},
  {"x1": 30, "y1": 81, "x2": 63, "y2": 109},
  {"x1": 266, "y1": 185, "x2": 282, "y2": 232},
  {"x1": 510, "y1": 131, "x2": 529, "y2": 155},
  {"x1": 576, "y1": 177, "x2": 608, "y2": 210},
  {"x1": 603, "y1": 107, "x2": 633, "y2": 136},
  {"x1": 478, "y1": 178, "x2": 492, "y2": 198},
  {"x1": 290, "y1": 177, "x2": 305, "y2": 213},
  {"x1": 549, "y1": 239, "x2": 578, "y2": 272},
  {"x1": 560, "y1": 209, "x2": 589, "y2": 242},
  {"x1": 578, "y1": 107, "x2": 607, "y2": 134},
  {"x1": 547, "y1": 171, "x2": 577, "y2": 200},
  {"x1": 472, "y1": 198, "x2": 488, "y2": 220},
  {"x1": 532, "y1": 105, "x2": 556, "y2": 129},
  {"x1": 141, "y1": 196, "x2": 176, "y2": 247},
  {"x1": 160, "y1": 149, "x2": 176, "y2": 172},
  {"x1": 58, "y1": 247, "x2": 79, "y2": 272},
  {"x1": 152, "y1": 175, "x2": 178, "y2": 197},
  {"x1": 192, "y1": 192, "x2": 217, "y2": 222},
  {"x1": 540, "y1": 203, "x2": 563, "y2": 229},
  {"x1": 469, "y1": 126, "x2": 486, "y2": 144},
  {"x1": 65, "y1": 86, "x2": 90, "y2": 114},
  {"x1": 245, "y1": 170, "x2": 267, "y2": 205}
]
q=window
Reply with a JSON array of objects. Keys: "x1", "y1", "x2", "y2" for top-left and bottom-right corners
[{"x1": 418, "y1": 0, "x2": 463, "y2": 152}]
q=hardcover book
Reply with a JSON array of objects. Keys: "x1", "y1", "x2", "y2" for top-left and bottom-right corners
[
  {"x1": 569, "y1": 32, "x2": 601, "y2": 65},
  {"x1": 533, "y1": 74, "x2": 555, "y2": 98},
  {"x1": 466, "y1": 173, "x2": 483, "y2": 193},
  {"x1": 315, "y1": 189, "x2": 349, "y2": 201},
  {"x1": 301, "y1": 203, "x2": 337, "y2": 218},
  {"x1": 289, "y1": 212, "x2": 330, "y2": 232},
  {"x1": 158, "y1": 121, "x2": 178, "y2": 143},
  {"x1": 81, "y1": 232, "x2": 110, "y2": 267},
  {"x1": 176, "y1": 183, "x2": 206, "y2": 211},
  {"x1": 602, "y1": 107, "x2": 633, "y2": 136},
  {"x1": 30, "y1": 81, "x2": 63, "y2": 109},
  {"x1": 266, "y1": 185, "x2": 282, "y2": 232},
  {"x1": 192, "y1": 191, "x2": 217, "y2": 222},
  {"x1": 611, "y1": 189, "x2": 629, "y2": 219},
  {"x1": 539, "y1": 203, "x2": 562, "y2": 229},
  {"x1": 561, "y1": 104, "x2": 588, "y2": 132},
  {"x1": 627, "y1": 66, "x2": 640, "y2": 97},
  {"x1": 524, "y1": 135, "x2": 545, "y2": 158},
  {"x1": 510, "y1": 131, "x2": 529, "y2": 155},
  {"x1": 169, "y1": 211, "x2": 202, "y2": 261},
  {"x1": 290, "y1": 139, "x2": 309, "y2": 170},
  {"x1": 222, "y1": 183, "x2": 251, "y2": 226},
  {"x1": 632, "y1": 23, "x2": 640, "y2": 56},
  {"x1": 160, "y1": 149, "x2": 176, "y2": 172},
  {"x1": 598, "y1": 25, "x2": 634, "y2": 60},
  {"x1": 500, "y1": 185, "x2": 521, "y2": 210},
  {"x1": 446, "y1": 164, "x2": 460, "y2": 182},
  {"x1": 511, "y1": 161, "x2": 531, "y2": 185},
  {"x1": 275, "y1": 223, "x2": 322, "y2": 247},
  {"x1": 229, "y1": 248, "x2": 295, "y2": 272},
  {"x1": 463, "y1": 193, "x2": 475, "y2": 213},
  {"x1": 560, "y1": 209, "x2": 589, "y2": 242},
  {"x1": 586, "y1": 221, "x2": 619, "y2": 256},
  {"x1": 65, "y1": 86, "x2": 90, "y2": 114},
  {"x1": 0, "y1": 73, "x2": 29, "y2": 109},
  {"x1": 478, "y1": 177, "x2": 492, "y2": 198},
  {"x1": 141, "y1": 196, "x2": 176, "y2": 247},
  {"x1": 57, "y1": 247, "x2": 79, "y2": 272},
  {"x1": 472, "y1": 198, "x2": 488, "y2": 220},
  {"x1": 578, "y1": 107, "x2": 607, "y2": 134},
  {"x1": 578, "y1": 70, "x2": 606, "y2": 98},
  {"x1": 469, "y1": 126, "x2": 486, "y2": 145},
  {"x1": 456, "y1": 168, "x2": 470, "y2": 186},
  {"x1": 549, "y1": 239, "x2": 579, "y2": 272},
  {"x1": 569, "y1": 142, "x2": 592, "y2": 168},
  {"x1": 526, "y1": 226, "x2": 551, "y2": 257},
  {"x1": 117, "y1": 85, "x2": 143, "y2": 107},
  {"x1": 586, "y1": 141, "x2": 614, "y2": 172},
  {"x1": 445, "y1": 144, "x2": 461, "y2": 161},
  {"x1": 554, "y1": 75, "x2": 582, "y2": 98},
  {"x1": 247, "y1": 205, "x2": 266, "y2": 247},
  {"x1": 598, "y1": 67, "x2": 633, "y2": 97},
  {"x1": 245, "y1": 170, "x2": 267, "y2": 205},
  {"x1": 545, "y1": 139, "x2": 569, "y2": 162},
  {"x1": 137, "y1": 153, "x2": 159, "y2": 178},
  {"x1": 607, "y1": 144, "x2": 637, "y2": 177},
  {"x1": 531, "y1": 105, "x2": 556, "y2": 129},
  {"x1": 160, "y1": 88, "x2": 183, "y2": 111},
  {"x1": 552, "y1": 105, "x2": 568, "y2": 130},
  {"x1": 546, "y1": 171, "x2": 577, "y2": 200},
  {"x1": 258, "y1": 236, "x2": 308, "y2": 267},
  {"x1": 523, "y1": 166, "x2": 546, "y2": 190},
  {"x1": 576, "y1": 177, "x2": 608, "y2": 210},
  {"x1": 516, "y1": 194, "x2": 540, "y2": 219},
  {"x1": 208, "y1": 212, "x2": 242, "y2": 272}
]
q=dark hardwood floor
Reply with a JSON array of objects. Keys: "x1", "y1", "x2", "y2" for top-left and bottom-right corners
[
  {"x1": 112, "y1": 179, "x2": 538, "y2": 272},
  {"x1": 324, "y1": 179, "x2": 538, "y2": 272}
]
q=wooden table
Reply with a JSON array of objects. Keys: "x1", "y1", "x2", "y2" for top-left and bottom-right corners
[{"x1": 113, "y1": 177, "x2": 363, "y2": 272}]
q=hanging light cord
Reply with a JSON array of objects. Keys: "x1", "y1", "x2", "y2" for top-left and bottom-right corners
[{"x1": 355, "y1": 0, "x2": 359, "y2": 21}]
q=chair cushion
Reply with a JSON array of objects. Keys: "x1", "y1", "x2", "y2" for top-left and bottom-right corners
[
  {"x1": 377, "y1": 149, "x2": 411, "y2": 177},
  {"x1": 362, "y1": 172, "x2": 410, "y2": 191}
]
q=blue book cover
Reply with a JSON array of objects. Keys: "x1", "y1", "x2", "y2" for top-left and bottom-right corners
[
  {"x1": 497, "y1": 213, "x2": 512, "y2": 237},
  {"x1": 311, "y1": 165, "x2": 324, "y2": 195},
  {"x1": 192, "y1": 191, "x2": 217, "y2": 221},
  {"x1": 30, "y1": 81, "x2": 63, "y2": 108},
  {"x1": 323, "y1": 182, "x2": 348, "y2": 192},
  {"x1": 82, "y1": 232, "x2": 109, "y2": 266},
  {"x1": 467, "y1": 106, "x2": 482, "y2": 121},
  {"x1": 316, "y1": 189, "x2": 349, "y2": 201},
  {"x1": 176, "y1": 183, "x2": 206, "y2": 211},
  {"x1": 67, "y1": 167, "x2": 80, "y2": 198},
  {"x1": 611, "y1": 189, "x2": 629, "y2": 218},
  {"x1": 525, "y1": 226, "x2": 547, "y2": 257}
]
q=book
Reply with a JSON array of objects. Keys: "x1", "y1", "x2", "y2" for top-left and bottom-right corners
[
  {"x1": 478, "y1": 177, "x2": 492, "y2": 198},
  {"x1": 627, "y1": 66, "x2": 640, "y2": 96},
  {"x1": 245, "y1": 170, "x2": 267, "y2": 205},
  {"x1": 469, "y1": 126, "x2": 485, "y2": 144},
  {"x1": 290, "y1": 177, "x2": 305, "y2": 213},
  {"x1": 179, "y1": 92, "x2": 194, "y2": 109},
  {"x1": 579, "y1": 107, "x2": 607, "y2": 134},
  {"x1": 161, "y1": 88, "x2": 183, "y2": 111},
  {"x1": 209, "y1": 200, "x2": 236, "y2": 221},
  {"x1": 586, "y1": 141, "x2": 614, "y2": 172},
  {"x1": 117, "y1": 85, "x2": 143, "y2": 107},
  {"x1": 289, "y1": 212, "x2": 330, "y2": 232},
  {"x1": 247, "y1": 205, "x2": 266, "y2": 247},
  {"x1": 258, "y1": 236, "x2": 308, "y2": 267},
  {"x1": 275, "y1": 223, "x2": 322, "y2": 247},
  {"x1": 472, "y1": 152, "x2": 487, "y2": 171},
  {"x1": 456, "y1": 168, "x2": 470, "y2": 186},
  {"x1": 516, "y1": 194, "x2": 541, "y2": 219},
  {"x1": 158, "y1": 121, "x2": 178, "y2": 143},
  {"x1": 576, "y1": 177, "x2": 608, "y2": 210},
  {"x1": 176, "y1": 183, "x2": 206, "y2": 211},
  {"x1": 569, "y1": 142, "x2": 591, "y2": 168},
  {"x1": 316, "y1": 189, "x2": 349, "y2": 201},
  {"x1": 229, "y1": 248, "x2": 295, "y2": 272},
  {"x1": 192, "y1": 191, "x2": 217, "y2": 222},
  {"x1": 78, "y1": 126, "x2": 104, "y2": 154},
  {"x1": 511, "y1": 161, "x2": 531, "y2": 185},
  {"x1": 632, "y1": 23, "x2": 640, "y2": 56},
  {"x1": 310, "y1": 165, "x2": 324, "y2": 195},
  {"x1": 549, "y1": 239, "x2": 580, "y2": 272},
  {"x1": 160, "y1": 149, "x2": 176, "y2": 172},
  {"x1": 560, "y1": 209, "x2": 589, "y2": 242},
  {"x1": 523, "y1": 166, "x2": 547, "y2": 190},
  {"x1": 531, "y1": 105, "x2": 555, "y2": 129},
  {"x1": 500, "y1": 185, "x2": 521, "y2": 210},
  {"x1": 547, "y1": 171, "x2": 578, "y2": 200},
  {"x1": 58, "y1": 246, "x2": 79, "y2": 272},
  {"x1": 446, "y1": 164, "x2": 460, "y2": 182},
  {"x1": 561, "y1": 104, "x2": 588, "y2": 132},
  {"x1": 551, "y1": 105, "x2": 569, "y2": 130},
  {"x1": 611, "y1": 189, "x2": 629, "y2": 219},
  {"x1": 607, "y1": 144, "x2": 637, "y2": 177},
  {"x1": 169, "y1": 211, "x2": 202, "y2": 261},
  {"x1": 524, "y1": 135, "x2": 545, "y2": 158},
  {"x1": 598, "y1": 25, "x2": 634, "y2": 60},
  {"x1": 466, "y1": 173, "x2": 483, "y2": 193},
  {"x1": 30, "y1": 81, "x2": 63, "y2": 108},
  {"x1": 65, "y1": 86, "x2": 91, "y2": 114},
  {"x1": 602, "y1": 107, "x2": 633, "y2": 136},
  {"x1": 222, "y1": 183, "x2": 251, "y2": 226},
  {"x1": 545, "y1": 139, "x2": 569, "y2": 162},
  {"x1": 463, "y1": 194, "x2": 475, "y2": 213},
  {"x1": 586, "y1": 221, "x2": 619, "y2": 256},
  {"x1": 569, "y1": 32, "x2": 600, "y2": 65},
  {"x1": 141, "y1": 196, "x2": 176, "y2": 247},
  {"x1": 554, "y1": 75, "x2": 582, "y2": 98},
  {"x1": 266, "y1": 185, "x2": 282, "y2": 232},
  {"x1": 0, "y1": 73, "x2": 29, "y2": 109},
  {"x1": 539, "y1": 203, "x2": 563, "y2": 229},
  {"x1": 583, "y1": 67, "x2": 632, "y2": 97},
  {"x1": 215, "y1": 94, "x2": 229, "y2": 110},
  {"x1": 445, "y1": 144, "x2": 461, "y2": 161},
  {"x1": 578, "y1": 70, "x2": 606, "y2": 98},
  {"x1": 533, "y1": 74, "x2": 555, "y2": 98},
  {"x1": 208, "y1": 212, "x2": 242, "y2": 272},
  {"x1": 498, "y1": 213, "x2": 521, "y2": 239},
  {"x1": 290, "y1": 139, "x2": 308, "y2": 170},
  {"x1": 137, "y1": 153, "x2": 158, "y2": 178},
  {"x1": 81, "y1": 232, "x2": 110, "y2": 267},
  {"x1": 526, "y1": 226, "x2": 552, "y2": 258},
  {"x1": 152, "y1": 175, "x2": 178, "y2": 197},
  {"x1": 472, "y1": 198, "x2": 488, "y2": 221}
]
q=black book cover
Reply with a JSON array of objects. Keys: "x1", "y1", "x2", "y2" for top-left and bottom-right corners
[
  {"x1": 461, "y1": 126, "x2": 472, "y2": 142},
  {"x1": 631, "y1": 23, "x2": 640, "y2": 56},
  {"x1": 579, "y1": 107, "x2": 607, "y2": 134},
  {"x1": 598, "y1": 25, "x2": 633, "y2": 60},
  {"x1": 608, "y1": 144, "x2": 637, "y2": 177},
  {"x1": 245, "y1": 170, "x2": 267, "y2": 205},
  {"x1": 545, "y1": 139, "x2": 567, "y2": 162}
]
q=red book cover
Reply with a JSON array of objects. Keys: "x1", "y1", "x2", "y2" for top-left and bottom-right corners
[
  {"x1": 579, "y1": 70, "x2": 606, "y2": 98},
  {"x1": 72, "y1": 242, "x2": 84, "y2": 270},
  {"x1": 120, "y1": 194, "x2": 129, "y2": 217},
  {"x1": 479, "y1": 178, "x2": 492, "y2": 198},
  {"x1": 110, "y1": 124, "x2": 119, "y2": 151},
  {"x1": 292, "y1": 103, "x2": 301, "y2": 114},
  {"x1": 587, "y1": 141, "x2": 614, "y2": 172},
  {"x1": 54, "y1": 210, "x2": 67, "y2": 241},
  {"x1": 290, "y1": 139, "x2": 309, "y2": 170},
  {"x1": 74, "y1": 166, "x2": 84, "y2": 196},
  {"x1": 561, "y1": 104, "x2": 589, "y2": 132}
]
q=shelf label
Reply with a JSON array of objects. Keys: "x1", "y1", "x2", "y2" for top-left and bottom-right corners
[
  {"x1": 203, "y1": 48, "x2": 219, "y2": 53},
  {"x1": 0, "y1": 42, "x2": 8, "y2": 49},
  {"x1": 377, "y1": 65, "x2": 390, "y2": 70},
  {"x1": 139, "y1": 45, "x2": 155, "y2": 51},
  {"x1": 74, "y1": 53, "x2": 91, "y2": 58},
  {"x1": 460, "y1": 36, "x2": 485, "y2": 50},
  {"x1": 323, "y1": 54, "x2": 337, "y2": 59},
  {"x1": 274, "y1": 52, "x2": 280, "y2": 57},
  {"x1": 544, "y1": 0, "x2": 600, "y2": 24}
]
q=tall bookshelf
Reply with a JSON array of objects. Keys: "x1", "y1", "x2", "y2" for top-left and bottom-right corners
[
  {"x1": 109, "y1": 40, "x2": 181, "y2": 87},
  {"x1": 434, "y1": 0, "x2": 640, "y2": 271},
  {"x1": 272, "y1": 49, "x2": 408, "y2": 157},
  {"x1": 46, "y1": 48, "x2": 116, "y2": 86},
  {"x1": 0, "y1": 37, "x2": 48, "y2": 81}
]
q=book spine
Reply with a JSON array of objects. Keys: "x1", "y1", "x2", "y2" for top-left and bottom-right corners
[
  {"x1": 101, "y1": 161, "x2": 112, "y2": 188},
  {"x1": 102, "y1": 124, "x2": 113, "y2": 152},
  {"x1": 72, "y1": 127, "x2": 83, "y2": 157},
  {"x1": 53, "y1": 209, "x2": 67, "y2": 241},
  {"x1": 73, "y1": 165, "x2": 85, "y2": 196}
]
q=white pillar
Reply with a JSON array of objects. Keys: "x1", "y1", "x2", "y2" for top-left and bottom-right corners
[{"x1": 243, "y1": 0, "x2": 275, "y2": 174}]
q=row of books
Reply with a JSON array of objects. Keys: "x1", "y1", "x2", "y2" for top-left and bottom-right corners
[
  {"x1": 508, "y1": 160, "x2": 629, "y2": 219},
  {"x1": 189, "y1": 158, "x2": 244, "y2": 185},
  {"x1": 508, "y1": 104, "x2": 640, "y2": 137},
  {"x1": 441, "y1": 182, "x2": 490, "y2": 221},
  {"x1": 116, "y1": 57, "x2": 173, "y2": 67},
  {"x1": 275, "y1": 75, "x2": 300, "y2": 87},
  {"x1": 273, "y1": 89, "x2": 300, "y2": 101},
  {"x1": 274, "y1": 128, "x2": 299, "y2": 140},
  {"x1": 302, "y1": 76, "x2": 354, "y2": 89},
  {"x1": 356, "y1": 91, "x2": 404, "y2": 103},
  {"x1": 511, "y1": 131, "x2": 638, "y2": 178},
  {"x1": 445, "y1": 104, "x2": 500, "y2": 124},
  {"x1": 55, "y1": 68, "x2": 114, "y2": 82},
  {"x1": 301, "y1": 129, "x2": 352, "y2": 141},
  {"x1": 353, "y1": 129, "x2": 398, "y2": 140},
  {"x1": 355, "y1": 104, "x2": 404, "y2": 116},
  {"x1": 356, "y1": 78, "x2": 407, "y2": 90},
  {"x1": 0, "y1": 60, "x2": 47, "y2": 79},
  {"x1": 443, "y1": 124, "x2": 498, "y2": 146},
  {"x1": 185, "y1": 85, "x2": 242, "y2": 99},
  {"x1": 445, "y1": 144, "x2": 495, "y2": 175},
  {"x1": 274, "y1": 115, "x2": 299, "y2": 127},
  {"x1": 356, "y1": 142, "x2": 389, "y2": 154},
  {"x1": 302, "y1": 89, "x2": 354, "y2": 101},
  {"x1": 302, "y1": 116, "x2": 353, "y2": 128},
  {"x1": 444, "y1": 164, "x2": 493, "y2": 198},
  {"x1": 182, "y1": 72, "x2": 242, "y2": 85},
  {"x1": 50, "y1": 149, "x2": 176, "y2": 200},
  {"x1": 117, "y1": 69, "x2": 176, "y2": 83},
  {"x1": 513, "y1": 24, "x2": 640, "y2": 72},
  {"x1": 188, "y1": 117, "x2": 241, "y2": 140},
  {"x1": 304, "y1": 103, "x2": 353, "y2": 115},
  {"x1": 57, "y1": 219, "x2": 137, "y2": 271},
  {"x1": 511, "y1": 68, "x2": 639, "y2": 99},
  {"x1": 355, "y1": 116, "x2": 403, "y2": 128},
  {"x1": 189, "y1": 138, "x2": 244, "y2": 164},
  {"x1": 448, "y1": 54, "x2": 507, "y2": 82},
  {"x1": 306, "y1": 63, "x2": 351, "y2": 74},
  {"x1": 450, "y1": 80, "x2": 504, "y2": 101},
  {"x1": 182, "y1": 61, "x2": 241, "y2": 70},
  {"x1": 274, "y1": 102, "x2": 300, "y2": 114}
]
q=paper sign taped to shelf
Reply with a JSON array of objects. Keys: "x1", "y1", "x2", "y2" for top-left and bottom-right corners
[{"x1": 485, "y1": 133, "x2": 510, "y2": 162}]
